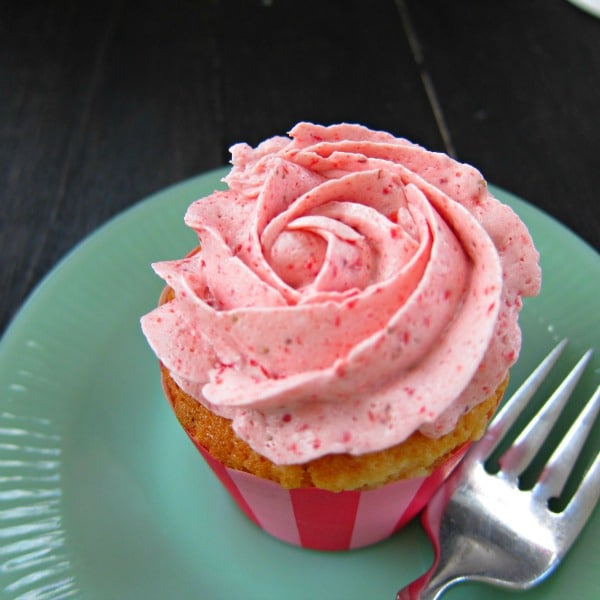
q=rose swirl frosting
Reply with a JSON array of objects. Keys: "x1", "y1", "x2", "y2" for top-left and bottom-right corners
[{"x1": 141, "y1": 122, "x2": 541, "y2": 465}]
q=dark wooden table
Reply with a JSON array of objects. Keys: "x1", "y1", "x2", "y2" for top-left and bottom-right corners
[{"x1": 1, "y1": 0, "x2": 599, "y2": 336}]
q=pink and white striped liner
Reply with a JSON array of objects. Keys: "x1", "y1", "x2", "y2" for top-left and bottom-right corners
[
  {"x1": 160, "y1": 361, "x2": 469, "y2": 551},
  {"x1": 190, "y1": 436, "x2": 470, "y2": 551}
]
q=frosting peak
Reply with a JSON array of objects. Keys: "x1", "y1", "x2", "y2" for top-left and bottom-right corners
[{"x1": 141, "y1": 122, "x2": 541, "y2": 464}]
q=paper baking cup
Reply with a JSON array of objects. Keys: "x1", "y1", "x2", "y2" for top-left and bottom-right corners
[{"x1": 187, "y1": 436, "x2": 469, "y2": 551}]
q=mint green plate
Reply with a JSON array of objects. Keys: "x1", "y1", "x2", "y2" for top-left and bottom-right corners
[{"x1": 0, "y1": 169, "x2": 598, "y2": 599}]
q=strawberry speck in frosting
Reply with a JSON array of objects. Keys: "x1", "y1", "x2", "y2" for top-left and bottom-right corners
[{"x1": 141, "y1": 122, "x2": 541, "y2": 465}]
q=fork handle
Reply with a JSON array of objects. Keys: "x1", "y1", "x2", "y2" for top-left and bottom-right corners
[
  {"x1": 396, "y1": 489, "x2": 462, "y2": 599},
  {"x1": 396, "y1": 561, "x2": 451, "y2": 600},
  {"x1": 396, "y1": 527, "x2": 457, "y2": 599}
]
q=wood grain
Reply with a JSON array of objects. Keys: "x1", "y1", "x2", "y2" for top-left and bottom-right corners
[{"x1": 1, "y1": 0, "x2": 598, "y2": 335}]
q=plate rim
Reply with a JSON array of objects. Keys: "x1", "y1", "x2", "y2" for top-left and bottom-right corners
[{"x1": 0, "y1": 169, "x2": 598, "y2": 599}]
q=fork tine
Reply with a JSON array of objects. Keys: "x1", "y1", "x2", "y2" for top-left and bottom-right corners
[
  {"x1": 499, "y1": 349, "x2": 594, "y2": 480},
  {"x1": 477, "y1": 339, "x2": 568, "y2": 461},
  {"x1": 533, "y1": 386, "x2": 600, "y2": 502},
  {"x1": 559, "y1": 449, "x2": 600, "y2": 556}
]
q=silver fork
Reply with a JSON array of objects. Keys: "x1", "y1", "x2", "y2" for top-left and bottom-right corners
[{"x1": 397, "y1": 339, "x2": 600, "y2": 599}]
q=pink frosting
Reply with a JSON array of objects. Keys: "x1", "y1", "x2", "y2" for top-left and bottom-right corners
[{"x1": 141, "y1": 122, "x2": 541, "y2": 465}]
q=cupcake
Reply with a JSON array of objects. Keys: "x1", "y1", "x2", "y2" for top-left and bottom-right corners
[{"x1": 141, "y1": 122, "x2": 541, "y2": 550}]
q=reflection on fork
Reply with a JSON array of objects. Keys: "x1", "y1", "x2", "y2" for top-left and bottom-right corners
[{"x1": 397, "y1": 339, "x2": 600, "y2": 599}]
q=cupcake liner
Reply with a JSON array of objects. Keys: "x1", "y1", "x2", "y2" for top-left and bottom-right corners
[{"x1": 188, "y1": 435, "x2": 469, "y2": 551}]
